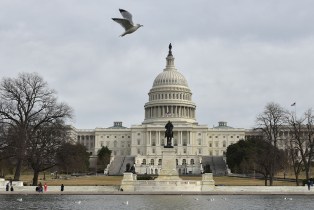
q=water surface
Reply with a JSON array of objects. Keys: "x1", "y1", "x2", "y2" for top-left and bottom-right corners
[{"x1": 0, "y1": 194, "x2": 312, "y2": 210}]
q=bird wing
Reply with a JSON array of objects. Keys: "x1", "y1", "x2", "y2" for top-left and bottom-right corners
[
  {"x1": 112, "y1": 18, "x2": 133, "y2": 30},
  {"x1": 119, "y1": 9, "x2": 134, "y2": 25}
]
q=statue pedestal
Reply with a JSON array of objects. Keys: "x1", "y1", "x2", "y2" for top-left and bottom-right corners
[
  {"x1": 120, "y1": 148, "x2": 215, "y2": 192},
  {"x1": 155, "y1": 148, "x2": 181, "y2": 181}
]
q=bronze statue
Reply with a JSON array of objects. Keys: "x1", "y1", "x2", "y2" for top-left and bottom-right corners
[{"x1": 165, "y1": 121, "x2": 173, "y2": 148}]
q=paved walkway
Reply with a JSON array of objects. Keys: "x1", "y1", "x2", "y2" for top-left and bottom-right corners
[{"x1": 1, "y1": 185, "x2": 314, "y2": 195}]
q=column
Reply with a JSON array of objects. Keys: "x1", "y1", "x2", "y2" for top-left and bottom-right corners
[{"x1": 180, "y1": 131, "x2": 182, "y2": 145}]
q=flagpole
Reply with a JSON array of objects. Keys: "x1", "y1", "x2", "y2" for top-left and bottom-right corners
[
  {"x1": 294, "y1": 103, "x2": 297, "y2": 120},
  {"x1": 291, "y1": 102, "x2": 297, "y2": 120}
]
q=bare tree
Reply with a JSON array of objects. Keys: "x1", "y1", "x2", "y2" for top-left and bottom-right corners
[
  {"x1": 27, "y1": 121, "x2": 70, "y2": 185},
  {"x1": 0, "y1": 73, "x2": 73, "y2": 180},
  {"x1": 287, "y1": 109, "x2": 314, "y2": 182},
  {"x1": 255, "y1": 102, "x2": 286, "y2": 185}
]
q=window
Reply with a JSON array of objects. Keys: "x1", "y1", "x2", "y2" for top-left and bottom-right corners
[
  {"x1": 158, "y1": 159, "x2": 162, "y2": 165},
  {"x1": 182, "y1": 159, "x2": 186, "y2": 165},
  {"x1": 100, "y1": 141, "x2": 104, "y2": 146},
  {"x1": 114, "y1": 141, "x2": 117, "y2": 147},
  {"x1": 198, "y1": 133, "x2": 201, "y2": 136},
  {"x1": 190, "y1": 159, "x2": 195, "y2": 165},
  {"x1": 198, "y1": 139, "x2": 201, "y2": 145},
  {"x1": 209, "y1": 142, "x2": 212, "y2": 147},
  {"x1": 137, "y1": 139, "x2": 140, "y2": 145},
  {"x1": 142, "y1": 159, "x2": 146, "y2": 165},
  {"x1": 107, "y1": 136, "x2": 109, "y2": 138},
  {"x1": 215, "y1": 136, "x2": 218, "y2": 138},
  {"x1": 183, "y1": 149, "x2": 186, "y2": 154},
  {"x1": 223, "y1": 141, "x2": 226, "y2": 147},
  {"x1": 152, "y1": 149, "x2": 155, "y2": 154},
  {"x1": 150, "y1": 159, "x2": 154, "y2": 165},
  {"x1": 198, "y1": 148, "x2": 202, "y2": 154},
  {"x1": 231, "y1": 136, "x2": 233, "y2": 138},
  {"x1": 137, "y1": 133, "x2": 141, "y2": 136},
  {"x1": 176, "y1": 159, "x2": 178, "y2": 165}
]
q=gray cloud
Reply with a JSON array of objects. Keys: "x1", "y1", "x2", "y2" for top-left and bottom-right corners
[{"x1": 1, "y1": 0, "x2": 313, "y2": 129}]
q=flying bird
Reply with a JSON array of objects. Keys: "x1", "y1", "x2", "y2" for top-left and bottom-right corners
[{"x1": 112, "y1": 9, "x2": 143, "y2": 37}]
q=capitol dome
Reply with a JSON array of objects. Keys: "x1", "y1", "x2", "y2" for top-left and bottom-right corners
[
  {"x1": 152, "y1": 67, "x2": 189, "y2": 87},
  {"x1": 143, "y1": 44, "x2": 197, "y2": 125}
]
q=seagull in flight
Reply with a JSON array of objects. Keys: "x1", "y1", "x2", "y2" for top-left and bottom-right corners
[{"x1": 112, "y1": 9, "x2": 143, "y2": 37}]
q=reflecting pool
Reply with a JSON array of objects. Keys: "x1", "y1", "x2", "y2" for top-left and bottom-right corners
[{"x1": 0, "y1": 194, "x2": 312, "y2": 210}]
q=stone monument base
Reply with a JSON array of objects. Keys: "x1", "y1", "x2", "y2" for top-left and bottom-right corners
[
  {"x1": 120, "y1": 172, "x2": 215, "y2": 192},
  {"x1": 120, "y1": 147, "x2": 215, "y2": 192},
  {"x1": 155, "y1": 148, "x2": 181, "y2": 181}
]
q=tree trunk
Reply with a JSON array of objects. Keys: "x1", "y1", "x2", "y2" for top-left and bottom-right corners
[
  {"x1": 269, "y1": 174, "x2": 273, "y2": 186},
  {"x1": 264, "y1": 175, "x2": 268, "y2": 186},
  {"x1": 13, "y1": 158, "x2": 23, "y2": 181},
  {"x1": 32, "y1": 170, "x2": 40, "y2": 186},
  {"x1": 305, "y1": 165, "x2": 310, "y2": 181},
  {"x1": 295, "y1": 174, "x2": 299, "y2": 186}
]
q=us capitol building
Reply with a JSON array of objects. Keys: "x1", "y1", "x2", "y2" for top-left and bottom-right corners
[{"x1": 72, "y1": 44, "x2": 247, "y2": 175}]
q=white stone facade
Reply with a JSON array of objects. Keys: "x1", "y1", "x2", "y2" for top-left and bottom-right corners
[{"x1": 72, "y1": 45, "x2": 246, "y2": 174}]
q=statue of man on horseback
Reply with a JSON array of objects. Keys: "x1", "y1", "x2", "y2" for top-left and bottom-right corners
[{"x1": 165, "y1": 121, "x2": 174, "y2": 148}]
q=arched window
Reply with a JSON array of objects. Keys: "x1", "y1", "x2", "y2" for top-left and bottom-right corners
[
  {"x1": 190, "y1": 159, "x2": 195, "y2": 165},
  {"x1": 150, "y1": 159, "x2": 154, "y2": 165},
  {"x1": 142, "y1": 159, "x2": 146, "y2": 165}
]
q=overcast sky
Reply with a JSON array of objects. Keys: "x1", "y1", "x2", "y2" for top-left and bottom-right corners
[{"x1": 1, "y1": 0, "x2": 313, "y2": 129}]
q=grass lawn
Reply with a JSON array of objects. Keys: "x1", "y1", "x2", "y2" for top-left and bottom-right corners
[{"x1": 6, "y1": 173, "x2": 298, "y2": 186}]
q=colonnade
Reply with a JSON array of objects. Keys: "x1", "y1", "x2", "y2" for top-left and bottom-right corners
[{"x1": 145, "y1": 105, "x2": 195, "y2": 119}]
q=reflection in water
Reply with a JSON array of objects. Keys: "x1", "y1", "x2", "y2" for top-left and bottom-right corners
[{"x1": 0, "y1": 194, "x2": 312, "y2": 210}]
